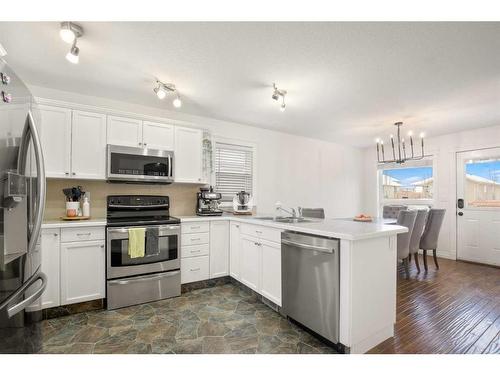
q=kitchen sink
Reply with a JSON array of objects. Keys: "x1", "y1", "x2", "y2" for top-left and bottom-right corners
[{"x1": 252, "y1": 216, "x2": 313, "y2": 223}]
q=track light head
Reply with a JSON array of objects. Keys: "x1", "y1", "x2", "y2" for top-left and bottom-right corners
[
  {"x1": 66, "y1": 42, "x2": 79, "y2": 64},
  {"x1": 154, "y1": 84, "x2": 167, "y2": 99},
  {"x1": 172, "y1": 94, "x2": 182, "y2": 108},
  {"x1": 60, "y1": 22, "x2": 83, "y2": 44}
]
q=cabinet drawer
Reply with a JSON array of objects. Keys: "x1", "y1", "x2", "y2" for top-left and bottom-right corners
[
  {"x1": 181, "y1": 232, "x2": 209, "y2": 246},
  {"x1": 181, "y1": 256, "x2": 210, "y2": 284},
  {"x1": 181, "y1": 222, "x2": 209, "y2": 234},
  {"x1": 61, "y1": 226, "x2": 105, "y2": 242},
  {"x1": 240, "y1": 223, "x2": 281, "y2": 243},
  {"x1": 181, "y1": 244, "x2": 210, "y2": 259}
]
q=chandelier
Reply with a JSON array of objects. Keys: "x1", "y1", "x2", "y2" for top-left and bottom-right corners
[{"x1": 376, "y1": 122, "x2": 426, "y2": 164}]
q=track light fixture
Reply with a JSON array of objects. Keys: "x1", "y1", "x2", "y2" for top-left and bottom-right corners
[
  {"x1": 154, "y1": 80, "x2": 182, "y2": 108},
  {"x1": 60, "y1": 22, "x2": 83, "y2": 64},
  {"x1": 272, "y1": 83, "x2": 287, "y2": 112}
]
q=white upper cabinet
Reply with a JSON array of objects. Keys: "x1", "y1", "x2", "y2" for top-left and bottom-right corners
[
  {"x1": 210, "y1": 221, "x2": 230, "y2": 278},
  {"x1": 71, "y1": 110, "x2": 107, "y2": 179},
  {"x1": 174, "y1": 126, "x2": 203, "y2": 183},
  {"x1": 107, "y1": 115, "x2": 143, "y2": 147},
  {"x1": 37, "y1": 105, "x2": 72, "y2": 178},
  {"x1": 142, "y1": 121, "x2": 174, "y2": 150}
]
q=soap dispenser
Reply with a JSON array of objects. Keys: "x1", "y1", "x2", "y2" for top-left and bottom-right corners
[{"x1": 82, "y1": 194, "x2": 90, "y2": 217}]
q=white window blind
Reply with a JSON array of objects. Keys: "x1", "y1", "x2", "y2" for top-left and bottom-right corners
[{"x1": 215, "y1": 142, "x2": 254, "y2": 202}]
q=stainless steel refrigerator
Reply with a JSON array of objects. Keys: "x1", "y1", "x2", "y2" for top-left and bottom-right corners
[{"x1": 0, "y1": 57, "x2": 47, "y2": 353}]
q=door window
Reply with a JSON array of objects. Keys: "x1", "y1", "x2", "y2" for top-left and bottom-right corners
[{"x1": 464, "y1": 158, "x2": 500, "y2": 208}]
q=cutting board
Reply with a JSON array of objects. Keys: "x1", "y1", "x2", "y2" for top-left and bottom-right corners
[{"x1": 60, "y1": 216, "x2": 91, "y2": 221}]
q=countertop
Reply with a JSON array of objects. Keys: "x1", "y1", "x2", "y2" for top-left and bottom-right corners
[
  {"x1": 179, "y1": 214, "x2": 407, "y2": 241},
  {"x1": 42, "y1": 218, "x2": 107, "y2": 229},
  {"x1": 41, "y1": 215, "x2": 406, "y2": 240}
]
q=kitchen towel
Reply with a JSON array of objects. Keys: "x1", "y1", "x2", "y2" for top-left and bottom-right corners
[
  {"x1": 128, "y1": 227, "x2": 146, "y2": 258},
  {"x1": 145, "y1": 227, "x2": 160, "y2": 256}
]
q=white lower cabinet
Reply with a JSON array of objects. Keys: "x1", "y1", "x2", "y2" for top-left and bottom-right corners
[
  {"x1": 210, "y1": 221, "x2": 229, "y2": 278},
  {"x1": 260, "y1": 239, "x2": 282, "y2": 306},
  {"x1": 229, "y1": 222, "x2": 241, "y2": 279},
  {"x1": 231, "y1": 223, "x2": 282, "y2": 306},
  {"x1": 239, "y1": 235, "x2": 261, "y2": 292},
  {"x1": 40, "y1": 229, "x2": 61, "y2": 309},
  {"x1": 181, "y1": 256, "x2": 210, "y2": 284},
  {"x1": 60, "y1": 240, "x2": 106, "y2": 305}
]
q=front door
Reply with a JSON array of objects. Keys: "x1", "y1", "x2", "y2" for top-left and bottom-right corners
[{"x1": 456, "y1": 148, "x2": 500, "y2": 266}]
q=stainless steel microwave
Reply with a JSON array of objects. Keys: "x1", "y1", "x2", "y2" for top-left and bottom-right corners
[{"x1": 106, "y1": 144, "x2": 174, "y2": 184}]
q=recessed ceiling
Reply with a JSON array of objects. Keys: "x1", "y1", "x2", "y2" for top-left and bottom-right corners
[{"x1": 0, "y1": 22, "x2": 499, "y2": 147}]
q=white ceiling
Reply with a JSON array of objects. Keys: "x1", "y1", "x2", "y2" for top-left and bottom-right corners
[{"x1": 0, "y1": 22, "x2": 499, "y2": 147}]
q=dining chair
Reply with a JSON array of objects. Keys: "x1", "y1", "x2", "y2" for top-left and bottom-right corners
[
  {"x1": 408, "y1": 210, "x2": 428, "y2": 273},
  {"x1": 419, "y1": 209, "x2": 446, "y2": 271},
  {"x1": 300, "y1": 208, "x2": 325, "y2": 219},
  {"x1": 383, "y1": 205, "x2": 408, "y2": 219},
  {"x1": 396, "y1": 210, "x2": 417, "y2": 279}
]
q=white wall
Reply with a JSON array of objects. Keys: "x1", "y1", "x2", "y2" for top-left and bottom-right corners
[
  {"x1": 30, "y1": 85, "x2": 364, "y2": 218},
  {"x1": 362, "y1": 124, "x2": 500, "y2": 260}
]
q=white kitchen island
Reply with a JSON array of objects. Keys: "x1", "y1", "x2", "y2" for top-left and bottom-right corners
[{"x1": 180, "y1": 215, "x2": 407, "y2": 354}]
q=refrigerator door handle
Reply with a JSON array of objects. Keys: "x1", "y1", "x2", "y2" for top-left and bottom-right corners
[
  {"x1": 17, "y1": 110, "x2": 46, "y2": 255},
  {"x1": 0, "y1": 271, "x2": 47, "y2": 318}
]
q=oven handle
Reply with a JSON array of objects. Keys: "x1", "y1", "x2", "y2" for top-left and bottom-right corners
[
  {"x1": 108, "y1": 270, "x2": 180, "y2": 285},
  {"x1": 107, "y1": 225, "x2": 180, "y2": 239}
]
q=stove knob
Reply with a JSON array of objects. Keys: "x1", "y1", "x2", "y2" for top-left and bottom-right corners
[
  {"x1": 2, "y1": 91, "x2": 12, "y2": 103},
  {"x1": 110, "y1": 200, "x2": 115, "y2": 204},
  {"x1": 1, "y1": 73, "x2": 10, "y2": 85}
]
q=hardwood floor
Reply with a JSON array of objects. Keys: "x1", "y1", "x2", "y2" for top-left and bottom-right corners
[{"x1": 369, "y1": 256, "x2": 500, "y2": 354}]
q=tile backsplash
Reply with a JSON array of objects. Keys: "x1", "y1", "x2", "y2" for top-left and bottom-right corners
[{"x1": 44, "y1": 179, "x2": 202, "y2": 220}]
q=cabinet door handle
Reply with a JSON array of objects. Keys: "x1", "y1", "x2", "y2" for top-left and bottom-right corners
[
  {"x1": 76, "y1": 232, "x2": 91, "y2": 236},
  {"x1": 53, "y1": 233, "x2": 58, "y2": 237},
  {"x1": 138, "y1": 142, "x2": 142, "y2": 146},
  {"x1": 190, "y1": 268, "x2": 201, "y2": 272},
  {"x1": 65, "y1": 172, "x2": 69, "y2": 175},
  {"x1": 191, "y1": 249, "x2": 201, "y2": 253},
  {"x1": 255, "y1": 230, "x2": 262, "y2": 234},
  {"x1": 191, "y1": 238, "x2": 201, "y2": 241},
  {"x1": 191, "y1": 226, "x2": 201, "y2": 229},
  {"x1": 72, "y1": 172, "x2": 76, "y2": 176},
  {"x1": 143, "y1": 143, "x2": 147, "y2": 146}
]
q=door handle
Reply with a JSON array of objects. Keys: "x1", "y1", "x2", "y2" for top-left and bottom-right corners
[
  {"x1": 458, "y1": 212, "x2": 464, "y2": 216},
  {"x1": 17, "y1": 111, "x2": 46, "y2": 255},
  {"x1": 0, "y1": 271, "x2": 47, "y2": 318},
  {"x1": 457, "y1": 199, "x2": 464, "y2": 209}
]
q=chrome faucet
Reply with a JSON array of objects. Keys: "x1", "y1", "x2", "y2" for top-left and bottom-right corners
[{"x1": 275, "y1": 202, "x2": 301, "y2": 218}]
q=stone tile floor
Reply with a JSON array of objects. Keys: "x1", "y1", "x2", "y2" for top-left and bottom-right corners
[{"x1": 39, "y1": 283, "x2": 338, "y2": 354}]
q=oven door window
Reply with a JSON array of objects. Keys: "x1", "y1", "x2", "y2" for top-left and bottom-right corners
[
  {"x1": 110, "y1": 152, "x2": 169, "y2": 177},
  {"x1": 109, "y1": 230, "x2": 178, "y2": 267}
]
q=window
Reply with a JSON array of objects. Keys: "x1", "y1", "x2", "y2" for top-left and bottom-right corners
[
  {"x1": 379, "y1": 160, "x2": 434, "y2": 202},
  {"x1": 214, "y1": 141, "x2": 254, "y2": 203}
]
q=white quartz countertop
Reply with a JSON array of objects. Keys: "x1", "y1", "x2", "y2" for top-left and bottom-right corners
[
  {"x1": 42, "y1": 218, "x2": 107, "y2": 229},
  {"x1": 179, "y1": 215, "x2": 407, "y2": 241}
]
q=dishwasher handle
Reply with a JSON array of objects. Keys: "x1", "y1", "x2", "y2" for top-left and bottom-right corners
[{"x1": 281, "y1": 239, "x2": 334, "y2": 253}]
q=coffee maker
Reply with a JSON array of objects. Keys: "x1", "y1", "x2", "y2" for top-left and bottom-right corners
[{"x1": 196, "y1": 186, "x2": 223, "y2": 216}]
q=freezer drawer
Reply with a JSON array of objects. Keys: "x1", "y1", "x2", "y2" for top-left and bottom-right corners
[
  {"x1": 106, "y1": 270, "x2": 180, "y2": 310},
  {"x1": 281, "y1": 231, "x2": 340, "y2": 344}
]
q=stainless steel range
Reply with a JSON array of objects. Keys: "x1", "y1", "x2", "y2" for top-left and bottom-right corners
[{"x1": 106, "y1": 195, "x2": 181, "y2": 310}]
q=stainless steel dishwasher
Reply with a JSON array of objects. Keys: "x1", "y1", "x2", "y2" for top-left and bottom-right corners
[{"x1": 281, "y1": 231, "x2": 340, "y2": 344}]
